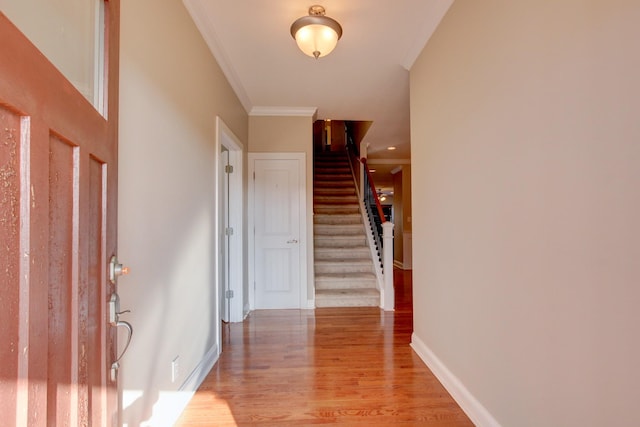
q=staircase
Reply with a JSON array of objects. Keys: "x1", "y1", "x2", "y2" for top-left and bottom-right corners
[{"x1": 313, "y1": 151, "x2": 380, "y2": 307}]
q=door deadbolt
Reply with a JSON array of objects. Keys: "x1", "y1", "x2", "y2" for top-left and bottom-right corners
[{"x1": 109, "y1": 255, "x2": 130, "y2": 284}]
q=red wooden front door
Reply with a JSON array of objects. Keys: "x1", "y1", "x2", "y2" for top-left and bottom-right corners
[{"x1": 0, "y1": 2, "x2": 120, "y2": 425}]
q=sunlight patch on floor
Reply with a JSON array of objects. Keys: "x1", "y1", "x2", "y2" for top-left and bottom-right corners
[{"x1": 123, "y1": 389, "x2": 217, "y2": 427}]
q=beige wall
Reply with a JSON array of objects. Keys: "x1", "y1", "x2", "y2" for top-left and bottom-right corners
[
  {"x1": 118, "y1": 0, "x2": 247, "y2": 425},
  {"x1": 402, "y1": 165, "x2": 412, "y2": 234},
  {"x1": 393, "y1": 171, "x2": 404, "y2": 262},
  {"x1": 330, "y1": 120, "x2": 346, "y2": 151},
  {"x1": 410, "y1": 1, "x2": 640, "y2": 426},
  {"x1": 393, "y1": 165, "x2": 412, "y2": 267},
  {"x1": 249, "y1": 115, "x2": 315, "y2": 305},
  {"x1": 249, "y1": 115, "x2": 313, "y2": 152}
]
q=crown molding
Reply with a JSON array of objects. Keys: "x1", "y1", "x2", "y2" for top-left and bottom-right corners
[
  {"x1": 183, "y1": 0, "x2": 253, "y2": 113},
  {"x1": 250, "y1": 106, "x2": 318, "y2": 118}
]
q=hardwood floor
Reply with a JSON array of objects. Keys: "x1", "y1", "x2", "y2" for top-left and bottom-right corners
[{"x1": 175, "y1": 269, "x2": 473, "y2": 426}]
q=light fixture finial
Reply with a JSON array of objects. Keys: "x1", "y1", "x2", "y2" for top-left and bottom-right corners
[{"x1": 308, "y1": 5, "x2": 326, "y2": 16}]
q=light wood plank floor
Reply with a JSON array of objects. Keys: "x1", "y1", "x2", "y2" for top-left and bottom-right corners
[{"x1": 175, "y1": 270, "x2": 473, "y2": 426}]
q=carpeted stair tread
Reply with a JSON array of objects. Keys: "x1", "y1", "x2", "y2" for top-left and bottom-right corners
[
  {"x1": 315, "y1": 273, "x2": 378, "y2": 290},
  {"x1": 314, "y1": 224, "x2": 364, "y2": 235},
  {"x1": 314, "y1": 214, "x2": 362, "y2": 225},
  {"x1": 314, "y1": 247, "x2": 371, "y2": 260},
  {"x1": 314, "y1": 236, "x2": 367, "y2": 247},
  {"x1": 314, "y1": 206, "x2": 361, "y2": 215}
]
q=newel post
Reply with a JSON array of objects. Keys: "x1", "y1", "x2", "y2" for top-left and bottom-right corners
[{"x1": 382, "y1": 221, "x2": 395, "y2": 311}]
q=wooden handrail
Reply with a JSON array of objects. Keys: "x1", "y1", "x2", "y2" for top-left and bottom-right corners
[{"x1": 360, "y1": 158, "x2": 387, "y2": 224}]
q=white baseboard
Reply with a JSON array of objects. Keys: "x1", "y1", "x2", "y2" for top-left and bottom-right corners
[
  {"x1": 171, "y1": 345, "x2": 219, "y2": 422},
  {"x1": 136, "y1": 345, "x2": 220, "y2": 427},
  {"x1": 410, "y1": 334, "x2": 501, "y2": 427},
  {"x1": 180, "y1": 344, "x2": 219, "y2": 392}
]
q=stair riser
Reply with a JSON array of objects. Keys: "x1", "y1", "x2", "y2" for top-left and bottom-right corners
[
  {"x1": 314, "y1": 216, "x2": 362, "y2": 225},
  {"x1": 314, "y1": 228, "x2": 364, "y2": 236},
  {"x1": 315, "y1": 175, "x2": 353, "y2": 181},
  {"x1": 315, "y1": 296, "x2": 379, "y2": 308},
  {"x1": 313, "y1": 206, "x2": 360, "y2": 212},
  {"x1": 315, "y1": 168, "x2": 350, "y2": 171},
  {"x1": 315, "y1": 279, "x2": 377, "y2": 290},
  {"x1": 315, "y1": 238, "x2": 366, "y2": 247},
  {"x1": 313, "y1": 196, "x2": 358, "y2": 205},
  {"x1": 314, "y1": 208, "x2": 361, "y2": 215},
  {"x1": 315, "y1": 250, "x2": 371, "y2": 260},
  {"x1": 314, "y1": 264, "x2": 374, "y2": 274},
  {"x1": 314, "y1": 181, "x2": 354, "y2": 188},
  {"x1": 315, "y1": 167, "x2": 351, "y2": 173},
  {"x1": 314, "y1": 189, "x2": 356, "y2": 195}
]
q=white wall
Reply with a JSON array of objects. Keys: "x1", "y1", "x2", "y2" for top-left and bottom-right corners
[
  {"x1": 410, "y1": 1, "x2": 640, "y2": 426},
  {"x1": 118, "y1": 0, "x2": 247, "y2": 425}
]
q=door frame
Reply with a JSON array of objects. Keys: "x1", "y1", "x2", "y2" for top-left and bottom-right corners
[
  {"x1": 215, "y1": 116, "x2": 244, "y2": 323},
  {"x1": 248, "y1": 152, "x2": 308, "y2": 310},
  {"x1": 219, "y1": 147, "x2": 230, "y2": 322}
]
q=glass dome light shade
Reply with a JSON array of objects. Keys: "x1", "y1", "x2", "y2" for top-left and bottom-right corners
[{"x1": 290, "y1": 14, "x2": 342, "y2": 59}]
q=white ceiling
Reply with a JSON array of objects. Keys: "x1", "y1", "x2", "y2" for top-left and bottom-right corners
[{"x1": 183, "y1": 0, "x2": 453, "y2": 167}]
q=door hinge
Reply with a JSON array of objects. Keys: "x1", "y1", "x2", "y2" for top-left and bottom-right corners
[
  {"x1": 225, "y1": 290, "x2": 234, "y2": 299},
  {"x1": 225, "y1": 227, "x2": 234, "y2": 236},
  {"x1": 225, "y1": 165, "x2": 234, "y2": 174}
]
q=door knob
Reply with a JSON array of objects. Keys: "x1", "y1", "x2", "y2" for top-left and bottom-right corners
[{"x1": 286, "y1": 239, "x2": 298, "y2": 244}]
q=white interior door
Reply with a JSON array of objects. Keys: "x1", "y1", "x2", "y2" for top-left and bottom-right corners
[{"x1": 252, "y1": 156, "x2": 305, "y2": 309}]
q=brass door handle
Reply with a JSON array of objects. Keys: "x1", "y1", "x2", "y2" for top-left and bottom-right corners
[
  {"x1": 108, "y1": 292, "x2": 133, "y2": 382},
  {"x1": 110, "y1": 320, "x2": 133, "y2": 382}
]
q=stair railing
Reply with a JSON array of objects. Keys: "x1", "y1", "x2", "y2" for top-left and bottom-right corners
[
  {"x1": 361, "y1": 157, "x2": 386, "y2": 252},
  {"x1": 345, "y1": 125, "x2": 361, "y2": 191},
  {"x1": 345, "y1": 124, "x2": 386, "y2": 253},
  {"x1": 345, "y1": 123, "x2": 395, "y2": 311}
]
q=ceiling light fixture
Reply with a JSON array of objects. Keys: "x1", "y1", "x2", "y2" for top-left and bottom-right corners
[{"x1": 290, "y1": 5, "x2": 342, "y2": 59}]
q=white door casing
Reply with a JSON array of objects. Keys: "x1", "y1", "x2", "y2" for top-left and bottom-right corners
[
  {"x1": 215, "y1": 117, "x2": 244, "y2": 326},
  {"x1": 220, "y1": 147, "x2": 230, "y2": 322},
  {"x1": 249, "y1": 153, "x2": 307, "y2": 309}
]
